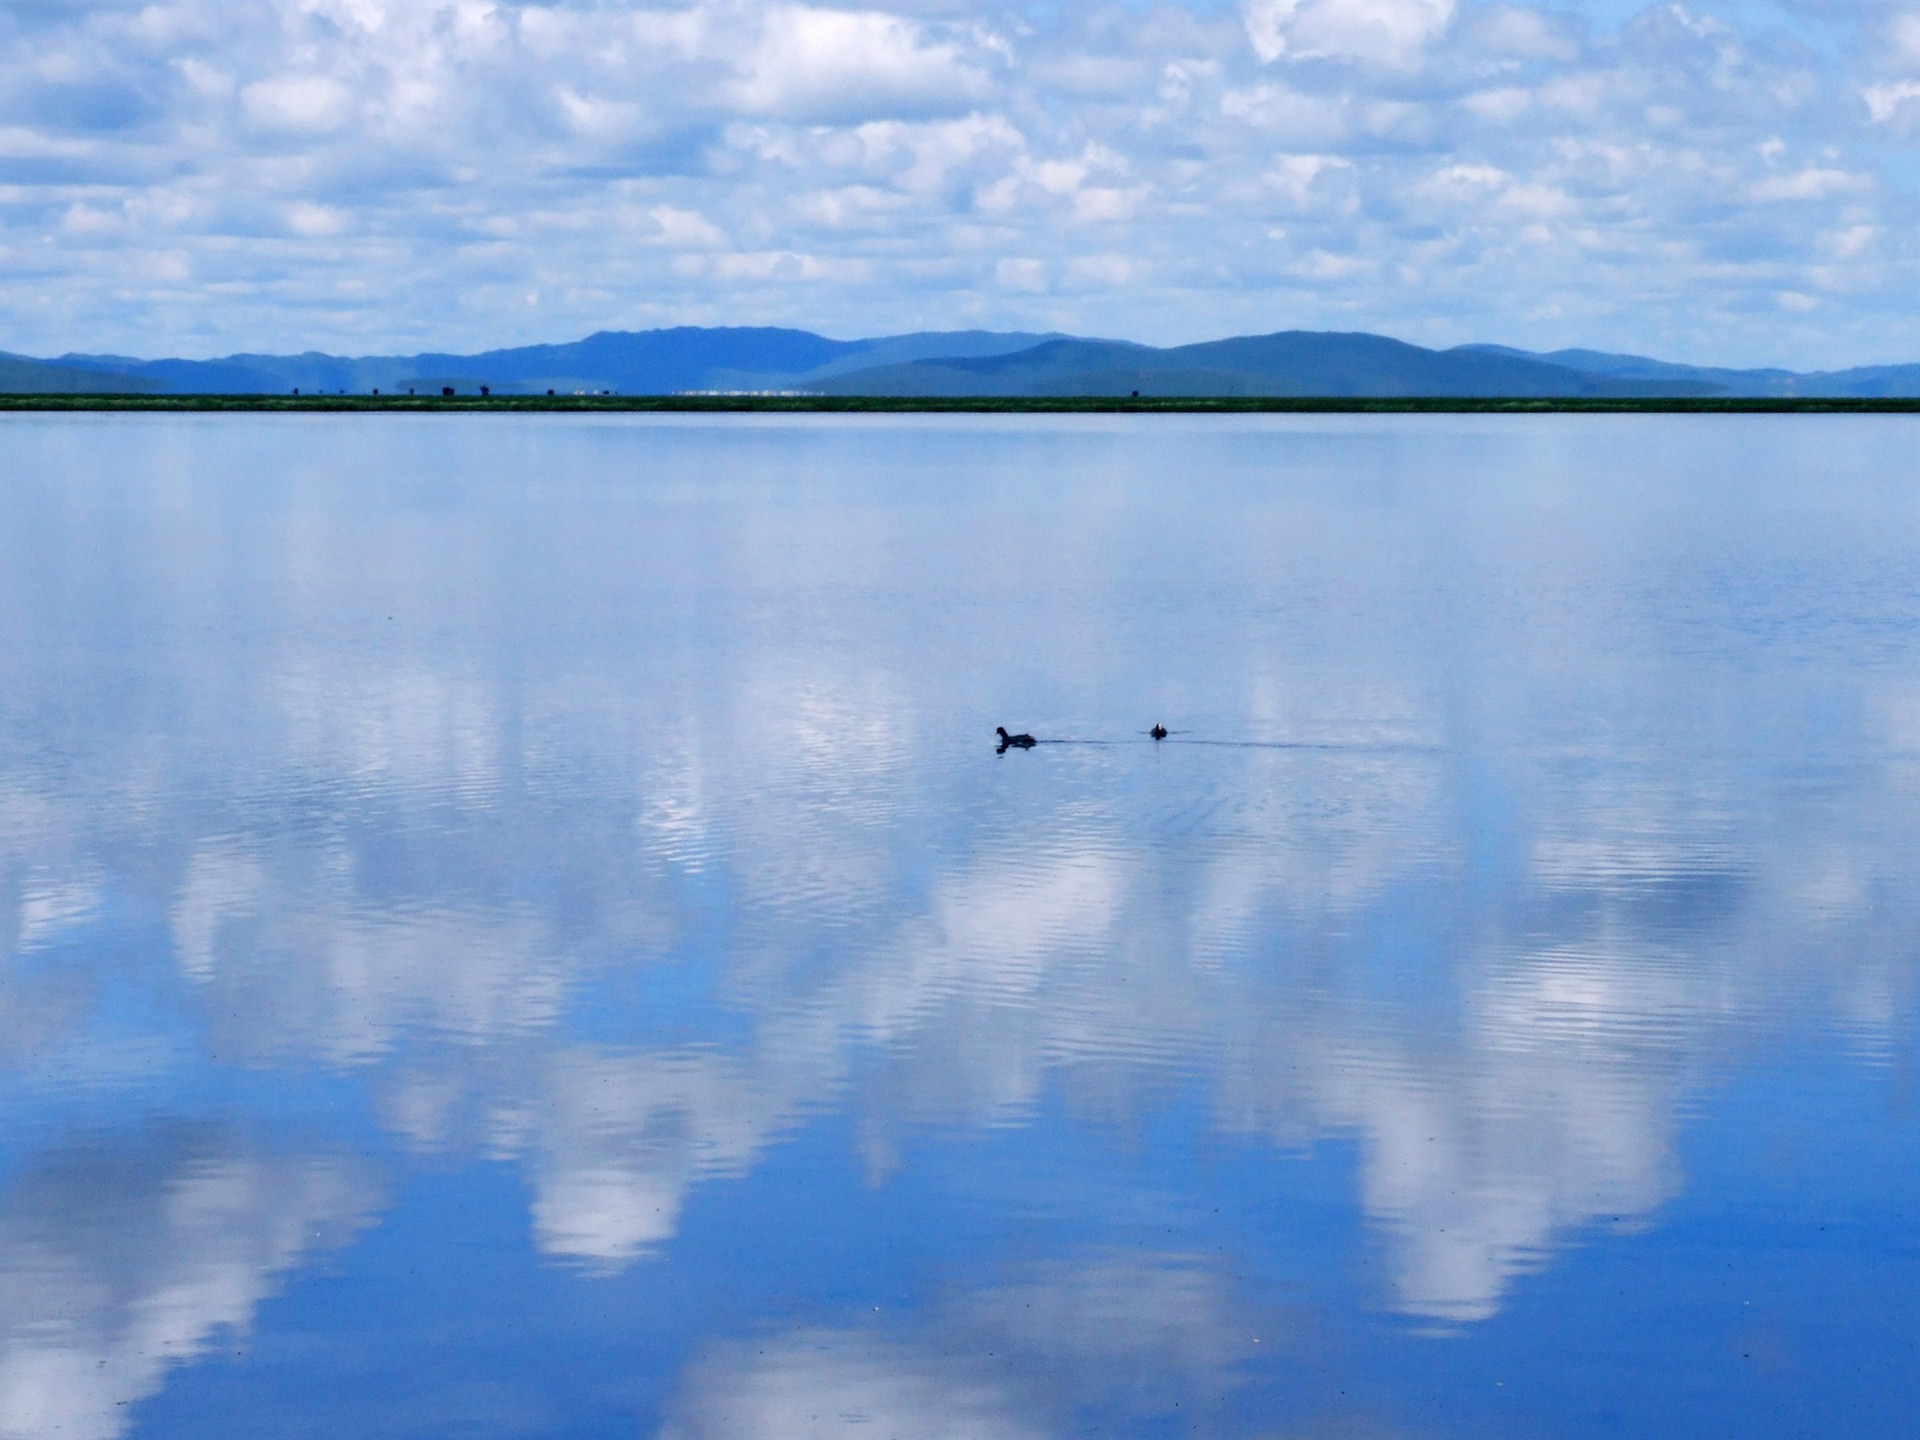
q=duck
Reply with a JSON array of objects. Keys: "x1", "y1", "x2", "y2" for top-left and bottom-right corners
[
  {"x1": 1150, "y1": 724, "x2": 1168, "y2": 740},
  {"x1": 996, "y1": 726, "x2": 1037, "y2": 751}
]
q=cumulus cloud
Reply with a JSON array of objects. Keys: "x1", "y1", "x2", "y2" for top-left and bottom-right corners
[
  {"x1": 239, "y1": 73, "x2": 356, "y2": 133},
  {"x1": 724, "y1": 6, "x2": 994, "y2": 121},
  {"x1": 1244, "y1": 0, "x2": 1456, "y2": 70},
  {"x1": 0, "y1": 1, "x2": 1914, "y2": 362},
  {"x1": 649, "y1": 202, "x2": 727, "y2": 248}
]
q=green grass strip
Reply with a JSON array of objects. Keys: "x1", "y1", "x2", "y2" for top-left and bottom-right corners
[{"x1": 7, "y1": 394, "x2": 1920, "y2": 414}]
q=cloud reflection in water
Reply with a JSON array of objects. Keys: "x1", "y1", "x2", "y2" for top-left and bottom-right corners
[
  {"x1": 0, "y1": 415, "x2": 1917, "y2": 1435},
  {"x1": 0, "y1": 1131, "x2": 376, "y2": 1440}
]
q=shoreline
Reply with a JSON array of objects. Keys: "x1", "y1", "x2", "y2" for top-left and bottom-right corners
[{"x1": 4, "y1": 393, "x2": 1920, "y2": 414}]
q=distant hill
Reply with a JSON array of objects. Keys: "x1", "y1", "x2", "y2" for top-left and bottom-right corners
[
  {"x1": 816, "y1": 332, "x2": 1715, "y2": 398},
  {"x1": 0, "y1": 353, "x2": 166, "y2": 394},
  {"x1": 43, "y1": 328, "x2": 1060, "y2": 397},
  {"x1": 1460, "y1": 343, "x2": 1920, "y2": 399},
  {"x1": 14, "y1": 327, "x2": 1920, "y2": 398},
  {"x1": 1799, "y1": 362, "x2": 1920, "y2": 397}
]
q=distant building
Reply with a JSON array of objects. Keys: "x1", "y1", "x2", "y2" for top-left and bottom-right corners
[{"x1": 442, "y1": 386, "x2": 454, "y2": 397}]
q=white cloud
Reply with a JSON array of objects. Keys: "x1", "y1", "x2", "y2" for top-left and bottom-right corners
[
  {"x1": 795, "y1": 184, "x2": 907, "y2": 228},
  {"x1": 689, "y1": 249, "x2": 873, "y2": 282},
  {"x1": 1468, "y1": 4, "x2": 1575, "y2": 61},
  {"x1": 284, "y1": 200, "x2": 349, "y2": 235},
  {"x1": 1888, "y1": 11, "x2": 1920, "y2": 67},
  {"x1": 1459, "y1": 86, "x2": 1532, "y2": 123},
  {"x1": 995, "y1": 256, "x2": 1046, "y2": 290},
  {"x1": 650, "y1": 203, "x2": 727, "y2": 248},
  {"x1": 1751, "y1": 167, "x2": 1869, "y2": 203},
  {"x1": 1863, "y1": 78, "x2": 1920, "y2": 124},
  {"x1": 1245, "y1": 0, "x2": 1456, "y2": 70},
  {"x1": 555, "y1": 86, "x2": 644, "y2": 140},
  {"x1": 177, "y1": 57, "x2": 234, "y2": 98},
  {"x1": 239, "y1": 73, "x2": 356, "y2": 133},
  {"x1": 1072, "y1": 185, "x2": 1145, "y2": 222},
  {"x1": 1066, "y1": 252, "x2": 1139, "y2": 285},
  {"x1": 724, "y1": 7, "x2": 992, "y2": 122}
]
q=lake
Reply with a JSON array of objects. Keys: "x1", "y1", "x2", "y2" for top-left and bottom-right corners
[{"x1": 0, "y1": 413, "x2": 1915, "y2": 1439}]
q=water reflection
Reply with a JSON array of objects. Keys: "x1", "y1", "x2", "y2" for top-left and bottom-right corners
[
  {"x1": 0, "y1": 415, "x2": 1916, "y2": 1436},
  {"x1": 0, "y1": 1130, "x2": 375, "y2": 1440},
  {"x1": 661, "y1": 1255, "x2": 1254, "y2": 1440}
]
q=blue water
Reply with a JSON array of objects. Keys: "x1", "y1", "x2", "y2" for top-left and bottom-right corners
[{"x1": 0, "y1": 412, "x2": 1915, "y2": 1440}]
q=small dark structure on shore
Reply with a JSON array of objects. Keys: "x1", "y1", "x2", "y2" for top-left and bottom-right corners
[{"x1": 441, "y1": 386, "x2": 454, "y2": 397}]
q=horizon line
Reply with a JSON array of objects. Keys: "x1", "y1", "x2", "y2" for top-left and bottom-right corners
[{"x1": 2, "y1": 324, "x2": 1897, "y2": 378}]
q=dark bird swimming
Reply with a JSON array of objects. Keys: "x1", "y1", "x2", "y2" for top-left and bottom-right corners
[
  {"x1": 996, "y1": 726, "x2": 1036, "y2": 751},
  {"x1": 1150, "y1": 724, "x2": 1168, "y2": 740}
]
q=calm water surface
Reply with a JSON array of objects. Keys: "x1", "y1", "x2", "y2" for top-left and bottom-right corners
[{"x1": 0, "y1": 413, "x2": 1916, "y2": 1439}]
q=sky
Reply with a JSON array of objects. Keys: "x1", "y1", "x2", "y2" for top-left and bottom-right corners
[{"x1": 4, "y1": 1, "x2": 1920, "y2": 366}]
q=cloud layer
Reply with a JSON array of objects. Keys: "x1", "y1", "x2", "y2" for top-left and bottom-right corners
[{"x1": 3, "y1": 1, "x2": 1920, "y2": 364}]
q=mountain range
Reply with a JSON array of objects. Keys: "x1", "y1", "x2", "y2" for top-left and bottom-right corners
[{"x1": 6, "y1": 326, "x2": 1920, "y2": 398}]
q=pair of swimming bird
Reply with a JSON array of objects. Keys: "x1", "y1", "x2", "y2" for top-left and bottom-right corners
[{"x1": 996, "y1": 723, "x2": 1167, "y2": 752}]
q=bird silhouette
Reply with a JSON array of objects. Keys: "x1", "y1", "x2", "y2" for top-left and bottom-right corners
[
  {"x1": 1150, "y1": 724, "x2": 1168, "y2": 740},
  {"x1": 996, "y1": 726, "x2": 1036, "y2": 751}
]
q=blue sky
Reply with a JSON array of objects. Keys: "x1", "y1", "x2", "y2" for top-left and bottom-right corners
[{"x1": 4, "y1": 1, "x2": 1920, "y2": 366}]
